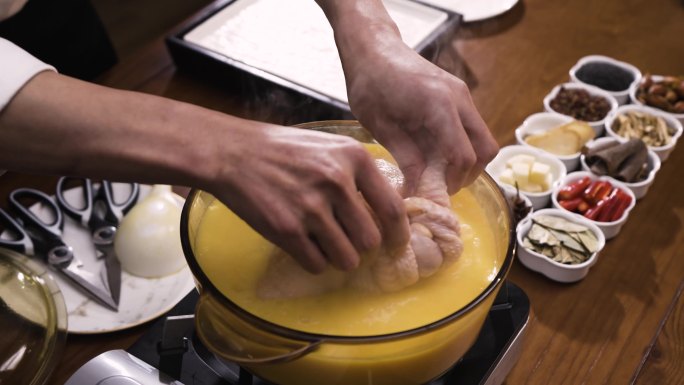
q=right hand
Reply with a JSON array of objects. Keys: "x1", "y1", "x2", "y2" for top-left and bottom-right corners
[
  {"x1": 206, "y1": 123, "x2": 410, "y2": 274},
  {"x1": 0, "y1": 70, "x2": 408, "y2": 275}
]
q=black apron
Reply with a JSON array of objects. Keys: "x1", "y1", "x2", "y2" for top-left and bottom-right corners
[{"x1": 0, "y1": 0, "x2": 117, "y2": 80}]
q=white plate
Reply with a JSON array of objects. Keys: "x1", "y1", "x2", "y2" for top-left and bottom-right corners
[
  {"x1": 420, "y1": 0, "x2": 519, "y2": 22},
  {"x1": 22, "y1": 184, "x2": 195, "y2": 334}
]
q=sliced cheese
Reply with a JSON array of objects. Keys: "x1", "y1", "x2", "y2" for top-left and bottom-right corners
[
  {"x1": 564, "y1": 121, "x2": 595, "y2": 143},
  {"x1": 525, "y1": 130, "x2": 580, "y2": 155},
  {"x1": 524, "y1": 120, "x2": 595, "y2": 156}
]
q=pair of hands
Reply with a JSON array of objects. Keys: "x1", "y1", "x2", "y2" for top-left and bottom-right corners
[
  {"x1": 0, "y1": 12, "x2": 496, "y2": 276},
  {"x1": 212, "y1": 34, "x2": 498, "y2": 274}
]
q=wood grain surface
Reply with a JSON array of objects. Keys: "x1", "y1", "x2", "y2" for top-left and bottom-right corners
[{"x1": 1, "y1": 0, "x2": 682, "y2": 384}]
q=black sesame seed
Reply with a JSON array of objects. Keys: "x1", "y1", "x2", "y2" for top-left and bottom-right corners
[{"x1": 575, "y1": 61, "x2": 635, "y2": 92}]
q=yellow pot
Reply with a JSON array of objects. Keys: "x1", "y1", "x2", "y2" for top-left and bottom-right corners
[{"x1": 180, "y1": 121, "x2": 515, "y2": 385}]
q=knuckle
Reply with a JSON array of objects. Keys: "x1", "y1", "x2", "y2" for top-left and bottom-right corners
[
  {"x1": 444, "y1": 76, "x2": 468, "y2": 97},
  {"x1": 382, "y1": 197, "x2": 407, "y2": 224},
  {"x1": 427, "y1": 79, "x2": 456, "y2": 101},
  {"x1": 298, "y1": 192, "x2": 326, "y2": 217},
  {"x1": 269, "y1": 215, "x2": 304, "y2": 239},
  {"x1": 457, "y1": 150, "x2": 477, "y2": 171},
  {"x1": 479, "y1": 144, "x2": 499, "y2": 167},
  {"x1": 323, "y1": 164, "x2": 349, "y2": 185},
  {"x1": 344, "y1": 141, "x2": 372, "y2": 163},
  {"x1": 360, "y1": 229, "x2": 382, "y2": 252}
]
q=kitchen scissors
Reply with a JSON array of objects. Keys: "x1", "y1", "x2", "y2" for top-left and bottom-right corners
[
  {"x1": 56, "y1": 177, "x2": 140, "y2": 308},
  {"x1": 0, "y1": 188, "x2": 118, "y2": 310}
]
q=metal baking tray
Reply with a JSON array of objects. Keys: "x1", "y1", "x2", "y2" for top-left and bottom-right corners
[{"x1": 166, "y1": 0, "x2": 461, "y2": 119}]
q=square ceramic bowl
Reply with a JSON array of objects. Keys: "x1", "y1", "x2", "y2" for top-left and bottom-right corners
[
  {"x1": 603, "y1": 104, "x2": 683, "y2": 161},
  {"x1": 569, "y1": 55, "x2": 642, "y2": 105},
  {"x1": 516, "y1": 208, "x2": 605, "y2": 283},
  {"x1": 629, "y1": 74, "x2": 684, "y2": 125},
  {"x1": 543, "y1": 82, "x2": 619, "y2": 137},
  {"x1": 485, "y1": 145, "x2": 567, "y2": 211},
  {"x1": 551, "y1": 171, "x2": 636, "y2": 240},
  {"x1": 579, "y1": 137, "x2": 661, "y2": 200},
  {"x1": 515, "y1": 112, "x2": 593, "y2": 171}
]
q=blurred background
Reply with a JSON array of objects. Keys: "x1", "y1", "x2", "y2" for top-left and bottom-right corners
[{"x1": 91, "y1": 0, "x2": 212, "y2": 59}]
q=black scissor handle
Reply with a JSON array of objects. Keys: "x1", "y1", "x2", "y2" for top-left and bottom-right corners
[
  {"x1": 101, "y1": 180, "x2": 140, "y2": 224},
  {"x1": 56, "y1": 176, "x2": 95, "y2": 227},
  {"x1": 56, "y1": 177, "x2": 139, "y2": 228},
  {"x1": 9, "y1": 188, "x2": 65, "y2": 240},
  {"x1": 9, "y1": 188, "x2": 74, "y2": 267},
  {"x1": 0, "y1": 207, "x2": 33, "y2": 254}
]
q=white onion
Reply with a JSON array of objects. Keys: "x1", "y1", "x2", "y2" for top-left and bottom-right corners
[{"x1": 114, "y1": 185, "x2": 187, "y2": 278}]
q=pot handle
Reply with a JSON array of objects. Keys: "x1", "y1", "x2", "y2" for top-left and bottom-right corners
[{"x1": 194, "y1": 292, "x2": 321, "y2": 366}]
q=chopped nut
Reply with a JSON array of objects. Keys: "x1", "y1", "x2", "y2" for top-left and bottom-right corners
[{"x1": 611, "y1": 111, "x2": 674, "y2": 147}]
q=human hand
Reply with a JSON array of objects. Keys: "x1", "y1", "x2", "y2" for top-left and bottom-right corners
[
  {"x1": 207, "y1": 123, "x2": 410, "y2": 274},
  {"x1": 344, "y1": 38, "x2": 499, "y2": 196},
  {"x1": 0, "y1": 70, "x2": 409, "y2": 275}
]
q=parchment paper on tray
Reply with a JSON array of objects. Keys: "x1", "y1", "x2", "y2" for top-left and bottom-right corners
[{"x1": 183, "y1": 0, "x2": 449, "y2": 104}]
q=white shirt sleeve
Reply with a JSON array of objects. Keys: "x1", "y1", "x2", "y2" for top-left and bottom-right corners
[{"x1": 0, "y1": 37, "x2": 56, "y2": 112}]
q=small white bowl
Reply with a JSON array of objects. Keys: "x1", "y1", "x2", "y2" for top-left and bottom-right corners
[
  {"x1": 629, "y1": 74, "x2": 684, "y2": 125},
  {"x1": 485, "y1": 145, "x2": 567, "y2": 211},
  {"x1": 604, "y1": 104, "x2": 683, "y2": 162},
  {"x1": 501, "y1": 184, "x2": 534, "y2": 223},
  {"x1": 543, "y1": 82, "x2": 619, "y2": 137},
  {"x1": 515, "y1": 112, "x2": 589, "y2": 171},
  {"x1": 580, "y1": 137, "x2": 661, "y2": 200},
  {"x1": 551, "y1": 171, "x2": 636, "y2": 240},
  {"x1": 516, "y1": 208, "x2": 605, "y2": 283},
  {"x1": 569, "y1": 55, "x2": 642, "y2": 105}
]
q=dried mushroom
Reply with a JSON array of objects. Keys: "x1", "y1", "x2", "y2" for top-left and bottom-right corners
[{"x1": 523, "y1": 215, "x2": 599, "y2": 265}]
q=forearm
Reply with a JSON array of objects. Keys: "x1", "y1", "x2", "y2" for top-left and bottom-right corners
[
  {"x1": 316, "y1": 0, "x2": 498, "y2": 194},
  {"x1": 0, "y1": 71, "x2": 250, "y2": 189},
  {"x1": 315, "y1": 0, "x2": 403, "y2": 73}
]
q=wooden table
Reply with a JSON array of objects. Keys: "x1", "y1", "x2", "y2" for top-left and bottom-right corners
[{"x1": 4, "y1": 0, "x2": 682, "y2": 384}]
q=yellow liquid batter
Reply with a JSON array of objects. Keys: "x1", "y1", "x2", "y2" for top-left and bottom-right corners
[{"x1": 194, "y1": 145, "x2": 500, "y2": 337}]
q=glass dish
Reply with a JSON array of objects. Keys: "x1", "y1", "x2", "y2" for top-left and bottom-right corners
[{"x1": 0, "y1": 247, "x2": 67, "y2": 385}]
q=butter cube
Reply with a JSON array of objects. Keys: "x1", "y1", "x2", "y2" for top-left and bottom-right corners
[
  {"x1": 529, "y1": 162, "x2": 551, "y2": 185},
  {"x1": 522, "y1": 182, "x2": 543, "y2": 193},
  {"x1": 499, "y1": 168, "x2": 515, "y2": 185},
  {"x1": 506, "y1": 154, "x2": 536, "y2": 169},
  {"x1": 511, "y1": 162, "x2": 530, "y2": 186}
]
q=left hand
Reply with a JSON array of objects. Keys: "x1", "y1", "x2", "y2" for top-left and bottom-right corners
[{"x1": 343, "y1": 35, "x2": 499, "y2": 196}]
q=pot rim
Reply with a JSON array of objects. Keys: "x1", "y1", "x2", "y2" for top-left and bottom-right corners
[{"x1": 180, "y1": 124, "x2": 516, "y2": 344}]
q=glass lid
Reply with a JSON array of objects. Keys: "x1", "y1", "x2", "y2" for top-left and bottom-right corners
[{"x1": 0, "y1": 247, "x2": 67, "y2": 385}]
